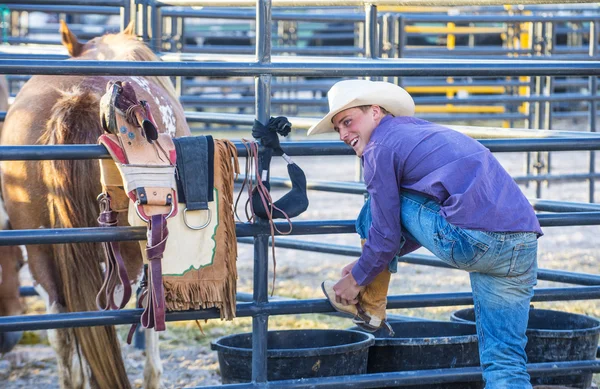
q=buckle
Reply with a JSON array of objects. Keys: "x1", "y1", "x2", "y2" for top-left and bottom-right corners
[
  {"x1": 183, "y1": 208, "x2": 211, "y2": 230},
  {"x1": 134, "y1": 199, "x2": 175, "y2": 224}
]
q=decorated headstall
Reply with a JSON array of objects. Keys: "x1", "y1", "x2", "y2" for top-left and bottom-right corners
[{"x1": 96, "y1": 80, "x2": 177, "y2": 332}]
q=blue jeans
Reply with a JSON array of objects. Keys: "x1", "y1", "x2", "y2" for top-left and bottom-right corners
[{"x1": 356, "y1": 192, "x2": 538, "y2": 389}]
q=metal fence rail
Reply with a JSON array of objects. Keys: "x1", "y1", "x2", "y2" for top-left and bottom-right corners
[{"x1": 0, "y1": 1, "x2": 599, "y2": 388}]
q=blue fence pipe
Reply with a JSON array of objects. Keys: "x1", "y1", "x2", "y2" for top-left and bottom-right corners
[
  {"x1": 178, "y1": 93, "x2": 600, "y2": 107},
  {"x1": 190, "y1": 361, "x2": 600, "y2": 389},
  {"x1": 189, "y1": 361, "x2": 600, "y2": 389},
  {"x1": 1, "y1": 138, "x2": 600, "y2": 161},
  {"x1": 236, "y1": 237, "x2": 600, "y2": 286},
  {"x1": 1, "y1": 59, "x2": 600, "y2": 77},
  {"x1": 1, "y1": 286, "x2": 599, "y2": 331},
  {"x1": 0, "y1": 0, "x2": 125, "y2": 5},
  {"x1": 258, "y1": 175, "x2": 600, "y2": 209},
  {"x1": 0, "y1": 212, "x2": 596, "y2": 247},
  {"x1": 1, "y1": 5, "x2": 120, "y2": 13}
]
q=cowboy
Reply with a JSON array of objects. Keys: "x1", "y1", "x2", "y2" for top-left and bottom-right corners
[{"x1": 311, "y1": 79, "x2": 543, "y2": 389}]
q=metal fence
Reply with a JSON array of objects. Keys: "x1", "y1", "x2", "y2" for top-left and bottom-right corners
[{"x1": 1, "y1": 0, "x2": 600, "y2": 387}]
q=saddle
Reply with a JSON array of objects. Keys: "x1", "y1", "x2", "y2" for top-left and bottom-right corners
[{"x1": 96, "y1": 81, "x2": 238, "y2": 334}]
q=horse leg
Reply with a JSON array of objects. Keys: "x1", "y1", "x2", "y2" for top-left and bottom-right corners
[
  {"x1": 143, "y1": 328, "x2": 162, "y2": 389},
  {"x1": 0, "y1": 244, "x2": 25, "y2": 353},
  {"x1": 29, "y1": 245, "x2": 90, "y2": 389}
]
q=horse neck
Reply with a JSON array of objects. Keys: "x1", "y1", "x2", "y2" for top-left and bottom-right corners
[{"x1": 79, "y1": 44, "x2": 179, "y2": 103}]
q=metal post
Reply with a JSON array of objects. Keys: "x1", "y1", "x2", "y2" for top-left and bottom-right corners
[
  {"x1": 396, "y1": 15, "x2": 406, "y2": 87},
  {"x1": 364, "y1": 4, "x2": 378, "y2": 60},
  {"x1": 357, "y1": 3, "x2": 379, "y2": 182},
  {"x1": 544, "y1": 21, "x2": 553, "y2": 188},
  {"x1": 149, "y1": 0, "x2": 162, "y2": 52},
  {"x1": 253, "y1": 0, "x2": 272, "y2": 384},
  {"x1": 589, "y1": 20, "x2": 598, "y2": 202},
  {"x1": 128, "y1": 0, "x2": 136, "y2": 32},
  {"x1": 534, "y1": 21, "x2": 545, "y2": 198},
  {"x1": 173, "y1": 15, "x2": 184, "y2": 96},
  {"x1": 120, "y1": 0, "x2": 130, "y2": 31}
]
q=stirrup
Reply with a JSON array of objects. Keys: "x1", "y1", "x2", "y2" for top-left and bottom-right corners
[
  {"x1": 321, "y1": 281, "x2": 395, "y2": 336},
  {"x1": 352, "y1": 317, "x2": 395, "y2": 336}
]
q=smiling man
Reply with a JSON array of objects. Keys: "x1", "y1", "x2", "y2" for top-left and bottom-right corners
[{"x1": 310, "y1": 79, "x2": 543, "y2": 389}]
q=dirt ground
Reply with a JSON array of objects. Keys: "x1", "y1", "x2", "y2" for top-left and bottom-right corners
[{"x1": 2, "y1": 120, "x2": 600, "y2": 388}]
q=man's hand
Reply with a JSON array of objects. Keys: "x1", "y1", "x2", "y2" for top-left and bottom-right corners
[
  {"x1": 333, "y1": 272, "x2": 361, "y2": 306},
  {"x1": 341, "y1": 260, "x2": 358, "y2": 277}
]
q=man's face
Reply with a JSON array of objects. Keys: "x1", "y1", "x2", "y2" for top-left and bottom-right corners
[{"x1": 332, "y1": 106, "x2": 380, "y2": 157}]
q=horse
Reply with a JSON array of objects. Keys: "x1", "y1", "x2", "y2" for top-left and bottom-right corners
[
  {"x1": 0, "y1": 21, "x2": 191, "y2": 389},
  {"x1": 0, "y1": 199, "x2": 25, "y2": 355},
  {"x1": 0, "y1": 73, "x2": 26, "y2": 356}
]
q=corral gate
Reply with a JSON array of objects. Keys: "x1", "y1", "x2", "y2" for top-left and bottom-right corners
[{"x1": 1, "y1": 0, "x2": 600, "y2": 387}]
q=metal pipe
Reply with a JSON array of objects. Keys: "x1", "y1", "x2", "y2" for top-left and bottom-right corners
[
  {"x1": 3, "y1": 138, "x2": 600, "y2": 161},
  {"x1": 237, "y1": 237, "x2": 600, "y2": 286},
  {"x1": 178, "y1": 93, "x2": 600, "y2": 107},
  {"x1": 514, "y1": 172, "x2": 600, "y2": 184},
  {"x1": 252, "y1": 234, "x2": 269, "y2": 383},
  {"x1": 149, "y1": 0, "x2": 163, "y2": 52},
  {"x1": 1, "y1": 286, "x2": 599, "y2": 331},
  {"x1": 589, "y1": 20, "x2": 598, "y2": 202},
  {"x1": 0, "y1": 0, "x2": 125, "y2": 4},
  {"x1": 162, "y1": 8, "x2": 364, "y2": 22},
  {"x1": 2, "y1": 58, "x2": 600, "y2": 77},
  {"x1": 0, "y1": 5, "x2": 120, "y2": 13},
  {"x1": 182, "y1": 112, "x2": 596, "y2": 138},
  {"x1": 153, "y1": 0, "x2": 599, "y2": 7},
  {"x1": 364, "y1": 4, "x2": 378, "y2": 60},
  {"x1": 260, "y1": 175, "x2": 600, "y2": 211},
  {"x1": 181, "y1": 45, "x2": 363, "y2": 55},
  {"x1": 0, "y1": 211, "x2": 597, "y2": 246},
  {"x1": 191, "y1": 361, "x2": 600, "y2": 389},
  {"x1": 252, "y1": 0, "x2": 272, "y2": 383},
  {"x1": 157, "y1": 8, "x2": 600, "y2": 24}
]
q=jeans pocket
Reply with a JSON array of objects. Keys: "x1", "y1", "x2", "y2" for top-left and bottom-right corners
[
  {"x1": 508, "y1": 239, "x2": 538, "y2": 285},
  {"x1": 433, "y1": 221, "x2": 490, "y2": 269}
]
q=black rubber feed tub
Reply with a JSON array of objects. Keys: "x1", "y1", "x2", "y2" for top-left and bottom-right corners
[
  {"x1": 451, "y1": 308, "x2": 600, "y2": 388},
  {"x1": 211, "y1": 329, "x2": 374, "y2": 384},
  {"x1": 351, "y1": 320, "x2": 483, "y2": 389}
]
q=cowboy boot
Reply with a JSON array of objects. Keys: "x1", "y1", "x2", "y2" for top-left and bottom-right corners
[{"x1": 321, "y1": 239, "x2": 394, "y2": 334}]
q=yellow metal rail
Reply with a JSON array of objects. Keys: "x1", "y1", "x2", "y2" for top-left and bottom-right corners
[
  {"x1": 406, "y1": 86, "x2": 506, "y2": 94},
  {"x1": 416, "y1": 105, "x2": 506, "y2": 113},
  {"x1": 405, "y1": 26, "x2": 506, "y2": 34}
]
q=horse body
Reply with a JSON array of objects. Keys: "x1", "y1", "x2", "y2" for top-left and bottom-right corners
[
  {"x1": 0, "y1": 22, "x2": 190, "y2": 388},
  {"x1": 0, "y1": 73, "x2": 25, "y2": 355}
]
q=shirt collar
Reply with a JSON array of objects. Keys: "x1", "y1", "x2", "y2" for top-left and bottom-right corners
[{"x1": 369, "y1": 114, "x2": 394, "y2": 144}]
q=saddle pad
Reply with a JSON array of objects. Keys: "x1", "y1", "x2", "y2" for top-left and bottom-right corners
[{"x1": 127, "y1": 189, "x2": 219, "y2": 275}]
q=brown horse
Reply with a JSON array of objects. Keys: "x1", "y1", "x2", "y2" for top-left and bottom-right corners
[
  {"x1": 0, "y1": 74, "x2": 26, "y2": 355},
  {"x1": 0, "y1": 22, "x2": 190, "y2": 388},
  {"x1": 0, "y1": 200, "x2": 25, "y2": 354}
]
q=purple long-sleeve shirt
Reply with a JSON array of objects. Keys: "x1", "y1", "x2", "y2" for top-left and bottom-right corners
[{"x1": 352, "y1": 115, "x2": 543, "y2": 286}]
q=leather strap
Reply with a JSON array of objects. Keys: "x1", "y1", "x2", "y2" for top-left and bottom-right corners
[
  {"x1": 234, "y1": 140, "x2": 293, "y2": 296},
  {"x1": 96, "y1": 194, "x2": 132, "y2": 310},
  {"x1": 173, "y1": 136, "x2": 212, "y2": 211},
  {"x1": 141, "y1": 214, "x2": 168, "y2": 331}
]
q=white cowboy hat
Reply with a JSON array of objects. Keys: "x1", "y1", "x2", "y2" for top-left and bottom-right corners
[{"x1": 307, "y1": 79, "x2": 415, "y2": 136}]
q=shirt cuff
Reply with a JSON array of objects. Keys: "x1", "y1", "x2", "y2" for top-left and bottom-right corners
[{"x1": 351, "y1": 258, "x2": 374, "y2": 286}]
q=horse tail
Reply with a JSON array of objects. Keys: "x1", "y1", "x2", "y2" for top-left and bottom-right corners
[{"x1": 40, "y1": 86, "x2": 131, "y2": 389}]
